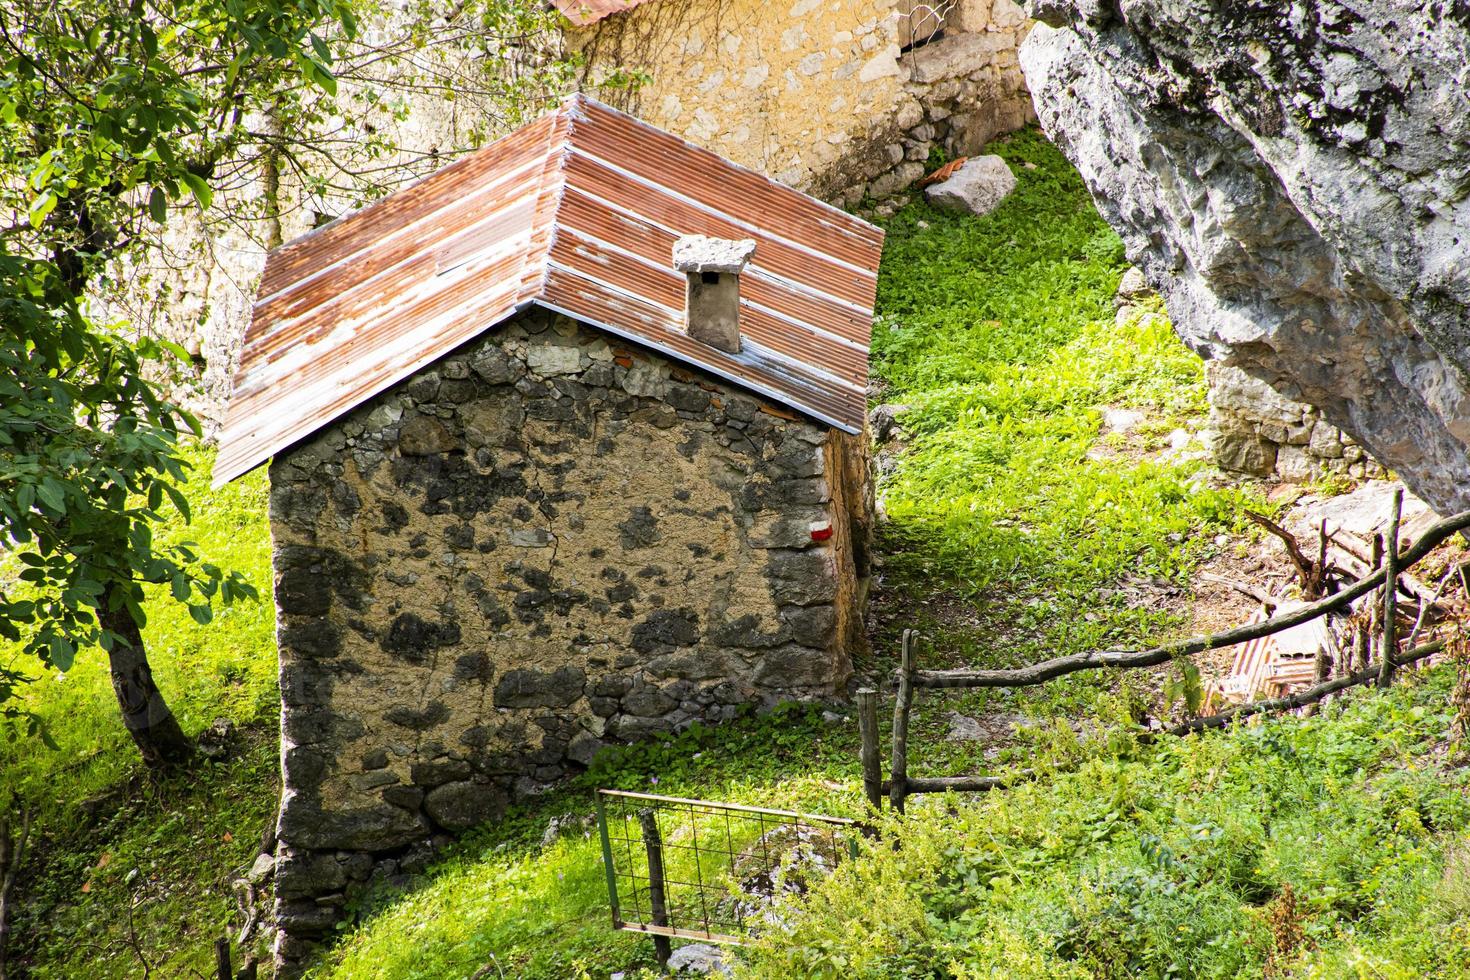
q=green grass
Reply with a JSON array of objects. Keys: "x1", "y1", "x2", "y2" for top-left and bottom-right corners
[
  {"x1": 742, "y1": 672, "x2": 1470, "y2": 980},
  {"x1": 869, "y1": 129, "x2": 1255, "y2": 675}
]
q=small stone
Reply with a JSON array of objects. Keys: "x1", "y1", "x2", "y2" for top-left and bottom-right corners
[
  {"x1": 246, "y1": 851, "x2": 276, "y2": 884},
  {"x1": 398, "y1": 416, "x2": 458, "y2": 455},
  {"x1": 507, "y1": 527, "x2": 552, "y2": 548},
  {"x1": 869, "y1": 403, "x2": 911, "y2": 443},
  {"x1": 1115, "y1": 266, "x2": 1154, "y2": 304},
  {"x1": 668, "y1": 942, "x2": 732, "y2": 975}
]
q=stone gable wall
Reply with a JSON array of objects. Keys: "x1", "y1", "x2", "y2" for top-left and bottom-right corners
[
  {"x1": 571, "y1": 0, "x2": 1035, "y2": 204},
  {"x1": 266, "y1": 307, "x2": 870, "y2": 969}
]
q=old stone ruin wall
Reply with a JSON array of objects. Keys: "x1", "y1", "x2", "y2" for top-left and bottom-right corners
[
  {"x1": 569, "y1": 0, "x2": 1036, "y2": 206},
  {"x1": 1206, "y1": 364, "x2": 1388, "y2": 485},
  {"x1": 266, "y1": 308, "x2": 871, "y2": 967}
]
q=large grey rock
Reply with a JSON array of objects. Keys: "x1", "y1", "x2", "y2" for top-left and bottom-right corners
[
  {"x1": 1019, "y1": 4, "x2": 1470, "y2": 516},
  {"x1": 923, "y1": 155, "x2": 1017, "y2": 216}
]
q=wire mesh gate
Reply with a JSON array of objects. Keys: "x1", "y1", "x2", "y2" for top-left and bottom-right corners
[{"x1": 594, "y1": 789, "x2": 858, "y2": 961}]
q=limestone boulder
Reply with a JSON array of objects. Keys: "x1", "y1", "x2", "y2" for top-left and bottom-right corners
[
  {"x1": 1019, "y1": 3, "x2": 1470, "y2": 515},
  {"x1": 923, "y1": 155, "x2": 1017, "y2": 216}
]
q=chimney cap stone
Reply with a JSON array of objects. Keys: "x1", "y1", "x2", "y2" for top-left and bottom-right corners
[{"x1": 672, "y1": 235, "x2": 757, "y2": 275}]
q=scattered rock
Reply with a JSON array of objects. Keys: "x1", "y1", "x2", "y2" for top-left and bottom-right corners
[
  {"x1": 945, "y1": 711, "x2": 1025, "y2": 746},
  {"x1": 247, "y1": 851, "x2": 276, "y2": 884},
  {"x1": 196, "y1": 717, "x2": 237, "y2": 760},
  {"x1": 1286, "y1": 481, "x2": 1437, "y2": 545},
  {"x1": 669, "y1": 943, "x2": 732, "y2": 976},
  {"x1": 1099, "y1": 406, "x2": 1143, "y2": 434},
  {"x1": 923, "y1": 155, "x2": 1017, "y2": 216},
  {"x1": 868, "y1": 403, "x2": 911, "y2": 443},
  {"x1": 1114, "y1": 266, "x2": 1153, "y2": 305}
]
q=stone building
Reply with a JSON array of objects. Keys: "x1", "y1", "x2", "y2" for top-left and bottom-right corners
[
  {"x1": 559, "y1": 0, "x2": 1036, "y2": 204},
  {"x1": 213, "y1": 95, "x2": 880, "y2": 970}
]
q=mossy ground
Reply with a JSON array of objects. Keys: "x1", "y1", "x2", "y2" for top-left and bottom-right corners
[{"x1": 5, "y1": 129, "x2": 1468, "y2": 979}]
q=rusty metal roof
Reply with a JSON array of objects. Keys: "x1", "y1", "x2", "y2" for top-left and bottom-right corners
[
  {"x1": 213, "y1": 94, "x2": 882, "y2": 486},
  {"x1": 552, "y1": 0, "x2": 658, "y2": 27}
]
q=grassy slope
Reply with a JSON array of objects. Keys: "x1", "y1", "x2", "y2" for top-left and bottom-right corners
[
  {"x1": 743, "y1": 672, "x2": 1470, "y2": 980},
  {"x1": 3, "y1": 449, "x2": 281, "y2": 978},
  {"x1": 8, "y1": 128, "x2": 1468, "y2": 979}
]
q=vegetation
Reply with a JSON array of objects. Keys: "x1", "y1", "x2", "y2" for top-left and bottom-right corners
[
  {"x1": 6, "y1": 126, "x2": 1468, "y2": 979},
  {"x1": 745, "y1": 670, "x2": 1470, "y2": 980}
]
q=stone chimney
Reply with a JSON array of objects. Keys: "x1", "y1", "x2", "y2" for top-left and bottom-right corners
[{"x1": 672, "y1": 235, "x2": 757, "y2": 354}]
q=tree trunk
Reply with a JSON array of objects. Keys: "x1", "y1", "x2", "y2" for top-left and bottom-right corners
[
  {"x1": 101, "y1": 587, "x2": 193, "y2": 769},
  {"x1": 0, "y1": 807, "x2": 31, "y2": 980}
]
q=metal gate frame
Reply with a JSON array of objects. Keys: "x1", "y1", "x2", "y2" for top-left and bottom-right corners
[{"x1": 594, "y1": 789, "x2": 858, "y2": 949}]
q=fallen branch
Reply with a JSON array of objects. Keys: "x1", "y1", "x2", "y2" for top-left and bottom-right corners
[
  {"x1": 1407, "y1": 566, "x2": 1458, "y2": 651},
  {"x1": 895, "y1": 640, "x2": 1448, "y2": 800},
  {"x1": 1199, "y1": 572, "x2": 1277, "y2": 610},
  {"x1": 912, "y1": 509, "x2": 1470, "y2": 691},
  {"x1": 1245, "y1": 509, "x2": 1325, "y2": 596}
]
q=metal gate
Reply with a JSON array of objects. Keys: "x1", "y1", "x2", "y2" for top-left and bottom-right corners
[{"x1": 594, "y1": 789, "x2": 858, "y2": 951}]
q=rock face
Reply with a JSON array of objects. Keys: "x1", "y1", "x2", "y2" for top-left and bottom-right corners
[
  {"x1": 924, "y1": 154, "x2": 1018, "y2": 215},
  {"x1": 1019, "y1": 3, "x2": 1470, "y2": 515}
]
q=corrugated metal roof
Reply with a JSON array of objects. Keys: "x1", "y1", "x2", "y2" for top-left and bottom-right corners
[
  {"x1": 551, "y1": 0, "x2": 658, "y2": 27},
  {"x1": 213, "y1": 94, "x2": 882, "y2": 486}
]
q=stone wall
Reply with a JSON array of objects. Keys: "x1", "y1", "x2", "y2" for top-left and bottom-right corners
[
  {"x1": 570, "y1": 0, "x2": 1035, "y2": 204},
  {"x1": 266, "y1": 308, "x2": 871, "y2": 969},
  {"x1": 1206, "y1": 364, "x2": 1386, "y2": 484}
]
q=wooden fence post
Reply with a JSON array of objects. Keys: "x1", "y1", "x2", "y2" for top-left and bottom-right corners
[
  {"x1": 1379, "y1": 488, "x2": 1403, "y2": 689},
  {"x1": 214, "y1": 936, "x2": 232, "y2": 980},
  {"x1": 637, "y1": 809, "x2": 672, "y2": 972},
  {"x1": 890, "y1": 629, "x2": 915, "y2": 815},
  {"x1": 856, "y1": 688, "x2": 883, "y2": 813}
]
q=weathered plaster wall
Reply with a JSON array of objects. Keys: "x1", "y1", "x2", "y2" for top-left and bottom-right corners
[
  {"x1": 572, "y1": 0, "x2": 1035, "y2": 203},
  {"x1": 267, "y1": 308, "x2": 869, "y2": 967}
]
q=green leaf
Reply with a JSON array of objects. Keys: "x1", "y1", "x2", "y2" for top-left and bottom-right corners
[
  {"x1": 27, "y1": 191, "x2": 57, "y2": 229},
  {"x1": 170, "y1": 572, "x2": 190, "y2": 602},
  {"x1": 162, "y1": 482, "x2": 191, "y2": 522},
  {"x1": 148, "y1": 186, "x2": 167, "y2": 224},
  {"x1": 180, "y1": 171, "x2": 213, "y2": 209},
  {"x1": 36, "y1": 478, "x2": 65, "y2": 512},
  {"x1": 188, "y1": 603, "x2": 213, "y2": 625},
  {"x1": 48, "y1": 634, "x2": 75, "y2": 671}
]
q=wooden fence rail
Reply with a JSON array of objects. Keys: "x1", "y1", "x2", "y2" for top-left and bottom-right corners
[{"x1": 858, "y1": 506, "x2": 1470, "y2": 813}]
